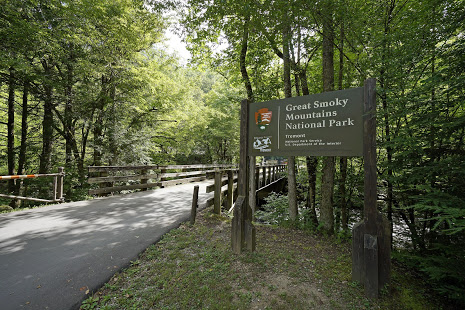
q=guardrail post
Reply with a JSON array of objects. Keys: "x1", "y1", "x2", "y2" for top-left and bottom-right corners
[
  {"x1": 190, "y1": 185, "x2": 199, "y2": 225},
  {"x1": 98, "y1": 169, "x2": 110, "y2": 197},
  {"x1": 227, "y1": 170, "x2": 234, "y2": 211},
  {"x1": 53, "y1": 175, "x2": 58, "y2": 201},
  {"x1": 214, "y1": 169, "x2": 222, "y2": 214},
  {"x1": 141, "y1": 168, "x2": 147, "y2": 191},
  {"x1": 159, "y1": 167, "x2": 166, "y2": 188},
  {"x1": 57, "y1": 167, "x2": 64, "y2": 202}
]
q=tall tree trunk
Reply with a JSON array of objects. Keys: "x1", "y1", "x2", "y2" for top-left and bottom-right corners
[
  {"x1": 320, "y1": 0, "x2": 335, "y2": 234},
  {"x1": 93, "y1": 75, "x2": 108, "y2": 166},
  {"x1": 425, "y1": 50, "x2": 438, "y2": 246},
  {"x1": 338, "y1": 20, "x2": 344, "y2": 91},
  {"x1": 339, "y1": 157, "x2": 348, "y2": 230},
  {"x1": 381, "y1": 1, "x2": 395, "y2": 245},
  {"x1": 108, "y1": 83, "x2": 117, "y2": 165},
  {"x1": 338, "y1": 19, "x2": 349, "y2": 230},
  {"x1": 297, "y1": 67, "x2": 319, "y2": 226},
  {"x1": 240, "y1": 14, "x2": 254, "y2": 103},
  {"x1": 64, "y1": 59, "x2": 75, "y2": 198},
  {"x1": 238, "y1": 14, "x2": 257, "y2": 220},
  {"x1": 321, "y1": 157, "x2": 335, "y2": 233},
  {"x1": 17, "y1": 81, "x2": 28, "y2": 176},
  {"x1": 283, "y1": 16, "x2": 298, "y2": 221},
  {"x1": 294, "y1": 73, "x2": 301, "y2": 96},
  {"x1": 93, "y1": 111, "x2": 104, "y2": 166},
  {"x1": 7, "y1": 67, "x2": 16, "y2": 207},
  {"x1": 290, "y1": 34, "x2": 301, "y2": 97},
  {"x1": 298, "y1": 68, "x2": 319, "y2": 225},
  {"x1": 13, "y1": 80, "x2": 30, "y2": 208},
  {"x1": 39, "y1": 60, "x2": 54, "y2": 174},
  {"x1": 306, "y1": 156, "x2": 319, "y2": 226},
  {"x1": 299, "y1": 69, "x2": 310, "y2": 97}
]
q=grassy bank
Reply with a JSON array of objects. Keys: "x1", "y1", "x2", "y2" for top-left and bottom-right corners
[{"x1": 81, "y1": 208, "x2": 444, "y2": 310}]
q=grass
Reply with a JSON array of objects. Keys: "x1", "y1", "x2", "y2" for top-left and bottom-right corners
[{"x1": 81, "y1": 208, "x2": 446, "y2": 310}]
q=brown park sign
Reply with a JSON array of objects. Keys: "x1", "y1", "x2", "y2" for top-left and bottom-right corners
[{"x1": 249, "y1": 87, "x2": 364, "y2": 157}]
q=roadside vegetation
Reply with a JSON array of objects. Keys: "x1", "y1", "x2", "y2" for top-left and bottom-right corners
[{"x1": 81, "y1": 207, "x2": 447, "y2": 310}]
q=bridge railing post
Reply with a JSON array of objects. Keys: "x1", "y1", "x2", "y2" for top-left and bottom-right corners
[
  {"x1": 227, "y1": 169, "x2": 234, "y2": 212},
  {"x1": 159, "y1": 167, "x2": 166, "y2": 188},
  {"x1": 140, "y1": 169, "x2": 148, "y2": 191},
  {"x1": 214, "y1": 169, "x2": 222, "y2": 214},
  {"x1": 262, "y1": 166, "x2": 266, "y2": 187},
  {"x1": 255, "y1": 167, "x2": 261, "y2": 188},
  {"x1": 190, "y1": 185, "x2": 199, "y2": 225},
  {"x1": 53, "y1": 175, "x2": 58, "y2": 201},
  {"x1": 57, "y1": 167, "x2": 64, "y2": 202}
]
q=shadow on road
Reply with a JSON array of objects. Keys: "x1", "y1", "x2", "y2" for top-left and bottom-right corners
[{"x1": 0, "y1": 182, "x2": 213, "y2": 310}]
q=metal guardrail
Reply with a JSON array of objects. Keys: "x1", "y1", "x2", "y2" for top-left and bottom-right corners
[{"x1": 0, "y1": 167, "x2": 65, "y2": 203}]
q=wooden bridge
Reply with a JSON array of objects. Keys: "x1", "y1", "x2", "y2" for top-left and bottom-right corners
[{"x1": 87, "y1": 163, "x2": 287, "y2": 217}]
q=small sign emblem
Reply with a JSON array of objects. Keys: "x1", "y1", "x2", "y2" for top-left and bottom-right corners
[
  {"x1": 253, "y1": 136, "x2": 272, "y2": 152},
  {"x1": 255, "y1": 108, "x2": 272, "y2": 131}
]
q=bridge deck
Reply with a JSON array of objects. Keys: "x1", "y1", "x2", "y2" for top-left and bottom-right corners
[{"x1": 0, "y1": 181, "x2": 213, "y2": 310}]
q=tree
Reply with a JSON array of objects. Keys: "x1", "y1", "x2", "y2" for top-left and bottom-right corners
[
  {"x1": 282, "y1": 7, "x2": 298, "y2": 221},
  {"x1": 0, "y1": 0, "x2": 165, "y2": 202},
  {"x1": 319, "y1": 0, "x2": 336, "y2": 234}
]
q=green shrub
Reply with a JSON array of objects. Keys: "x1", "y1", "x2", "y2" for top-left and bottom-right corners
[{"x1": 255, "y1": 192, "x2": 289, "y2": 225}]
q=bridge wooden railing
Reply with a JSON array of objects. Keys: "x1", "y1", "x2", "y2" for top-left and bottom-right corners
[
  {"x1": 88, "y1": 163, "x2": 287, "y2": 203},
  {"x1": 205, "y1": 168, "x2": 239, "y2": 213},
  {"x1": 0, "y1": 167, "x2": 64, "y2": 203},
  {"x1": 204, "y1": 164, "x2": 287, "y2": 214},
  {"x1": 87, "y1": 164, "x2": 235, "y2": 196},
  {"x1": 88, "y1": 163, "x2": 287, "y2": 218}
]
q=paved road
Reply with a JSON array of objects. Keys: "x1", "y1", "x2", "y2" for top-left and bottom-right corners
[{"x1": 0, "y1": 182, "x2": 212, "y2": 310}]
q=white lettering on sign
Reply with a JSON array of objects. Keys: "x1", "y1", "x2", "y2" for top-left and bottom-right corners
[{"x1": 285, "y1": 97, "x2": 355, "y2": 131}]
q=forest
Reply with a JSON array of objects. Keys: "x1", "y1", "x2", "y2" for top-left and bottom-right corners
[{"x1": 1, "y1": 0, "x2": 464, "y2": 306}]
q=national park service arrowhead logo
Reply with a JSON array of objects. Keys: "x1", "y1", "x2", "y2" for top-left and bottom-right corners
[{"x1": 255, "y1": 108, "x2": 272, "y2": 131}]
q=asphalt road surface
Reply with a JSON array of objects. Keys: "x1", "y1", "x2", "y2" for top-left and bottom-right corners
[{"x1": 0, "y1": 182, "x2": 212, "y2": 310}]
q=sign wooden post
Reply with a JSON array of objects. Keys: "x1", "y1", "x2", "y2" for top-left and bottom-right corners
[
  {"x1": 232, "y1": 99, "x2": 256, "y2": 254},
  {"x1": 352, "y1": 78, "x2": 391, "y2": 298}
]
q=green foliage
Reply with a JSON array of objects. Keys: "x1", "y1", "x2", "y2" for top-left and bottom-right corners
[
  {"x1": 257, "y1": 190, "x2": 319, "y2": 231},
  {"x1": 395, "y1": 242, "x2": 465, "y2": 307},
  {"x1": 80, "y1": 296, "x2": 99, "y2": 310},
  {"x1": 0, "y1": 0, "x2": 243, "y2": 204},
  {"x1": 256, "y1": 192, "x2": 289, "y2": 225}
]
